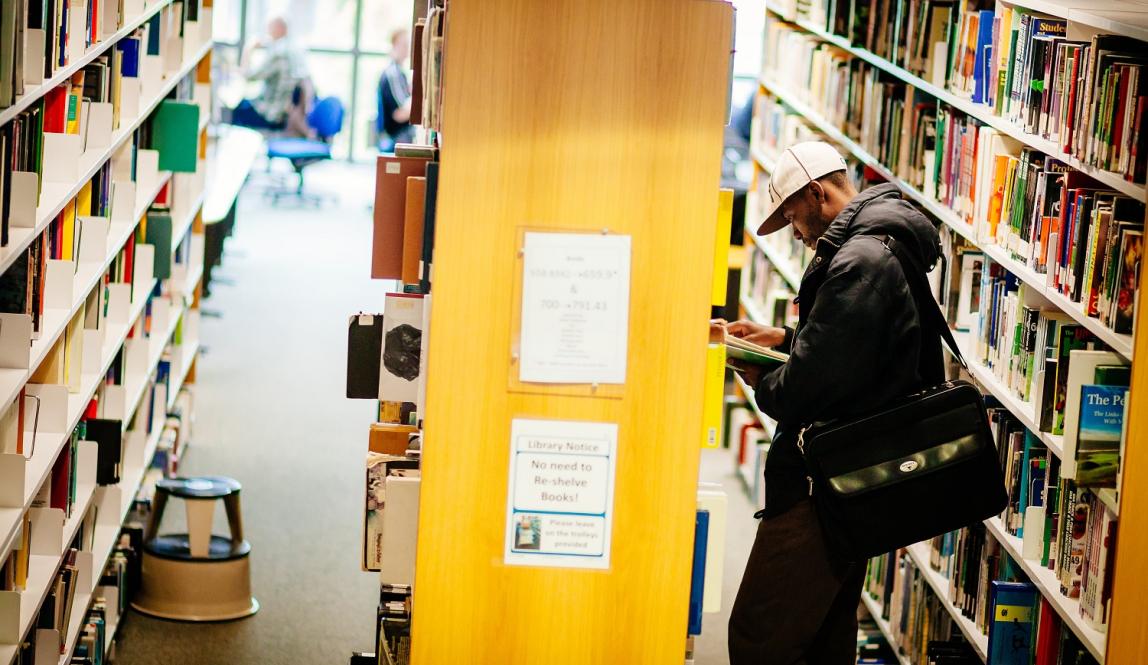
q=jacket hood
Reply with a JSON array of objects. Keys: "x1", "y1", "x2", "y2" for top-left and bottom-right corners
[{"x1": 818, "y1": 183, "x2": 941, "y2": 268}]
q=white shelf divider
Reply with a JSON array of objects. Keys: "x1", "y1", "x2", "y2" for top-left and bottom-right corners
[
  {"x1": 166, "y1": 339, "x2": 200, "y2": 411},
  {"x1": 170, "y1": 193, "x2": 207, "y2": 255},
  {"x1": 759, "y1": 77, "x2": 1135, "y2": 360}
]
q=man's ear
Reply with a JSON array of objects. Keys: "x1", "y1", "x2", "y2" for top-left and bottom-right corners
[{"x1": 808, "y1": 180, "x2": 826, "y2": 205}]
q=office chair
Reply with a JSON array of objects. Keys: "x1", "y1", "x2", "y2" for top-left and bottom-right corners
[{"x1": 264, "y1": 96, "x2": 345, "y2": 206}]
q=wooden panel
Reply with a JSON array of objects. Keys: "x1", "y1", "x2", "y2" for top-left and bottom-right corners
[
  {"x1": 1106, "y1": 210, "x2": 1148, "y2": 662},
  {"x1": 412, "y1": 1, "x2": 733, "y2": 663}
]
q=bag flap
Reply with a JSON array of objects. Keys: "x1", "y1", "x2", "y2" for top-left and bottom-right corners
[{"x1": 825, "y1": 432, "x2": 984, "y2": 497}]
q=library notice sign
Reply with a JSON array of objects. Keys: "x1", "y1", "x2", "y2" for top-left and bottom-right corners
[
  {"x1": 518, "y1": 231, "x2": 631, "y2": 384},
  {"x1": 504, "y1": 418, "x2": 617, "y2": 569}
]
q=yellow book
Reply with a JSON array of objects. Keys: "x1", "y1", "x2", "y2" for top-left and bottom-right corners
[
  {"x1": 14, "y1": 515, "x2": 31, "y2": 590},
  {"x1": 63, "y1": 197, "x2": 81, "y2": 261},
  {"x1": 32, "y1": 336, "x2": 66, "y2": 385},
  {"x1": 64, "y1": 307, "x2": 85, "y2": 393},
  {"x1": 701, "y1": 341, "x2": 726, "y2": 449},
  {"x1": 76, "y1": 181, "x2": 92, "y2": 217},
  {"x1": 711, "y1": 189, "x2": 733, "y2": 307}
]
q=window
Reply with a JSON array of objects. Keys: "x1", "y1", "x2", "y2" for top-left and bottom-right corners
[{"x1": 224, "y1": 0, "x2": 413, "y2": 159}]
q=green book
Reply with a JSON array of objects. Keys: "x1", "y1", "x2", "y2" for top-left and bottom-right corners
[
  {"x1": 151, "y1": 101, "x2": 201, "y2": 173},
  {"x1": 144, "y1": 212, "x2": 173, "y2": 279},
  {"x1": 724, "y1": 336, "x2": 789, "y2": 371}
]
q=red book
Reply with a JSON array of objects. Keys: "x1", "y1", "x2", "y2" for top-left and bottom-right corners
[
  {"x1": 43, "y1": 85, "x2": 69, "y2": 133},
  {"x1": 15, "y1": 390, "x2": 25, "y2": 456},
  {"x1": 1033, "y1": 597, "x2": 1061, "y2": 664},
  {"x1": 49, "y1": 442, "x2": 72, "y2": 512},
  {"x1": 90, "y1": 0, "x2": 98, "y2": 45},
  {"x1": 83, "y1": 398, "x2": 98, "y2": 420},
  {"x1": 122, "y1": 237, "x2": 135, "y2": 286}
]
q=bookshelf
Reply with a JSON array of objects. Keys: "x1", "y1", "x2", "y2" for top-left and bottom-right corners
[
  {"x1": 0, "y1": 0, "x2": 213, "y2": 658},
  {"x1": 761, "y1": 4, "x2": 1145, "y2": 203},
  {"x1": 0, "y1": 0, "x2": 179, "y2": 126},
  {"x1": 0, "y1": 39, "x2": 214, "y2": 278},
  {"x1": 985, "y1": 516, "x2": 1107, "y2": 660},
  {"x1": 738, "y1": 1, "x2": 1148, "y2": 662},
  {"x1": 757, "y1": 76, "x2": 1136, "y2": 359}
]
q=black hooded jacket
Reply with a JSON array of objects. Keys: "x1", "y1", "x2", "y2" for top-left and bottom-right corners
[{"x1": 754, "y1": 183, "x2": 943, "y2": 518}]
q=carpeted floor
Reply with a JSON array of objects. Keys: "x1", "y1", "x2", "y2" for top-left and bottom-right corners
[{"x1": 113, "y1": 159, "x2": 758, "y2": 665}]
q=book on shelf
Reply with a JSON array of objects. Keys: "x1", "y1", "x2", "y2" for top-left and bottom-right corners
[
  {"x1": 347, "y1": 312, "x2": 384, "y2": 400},
  {"x1": 371, "y1": 155, "x2": 430, "y2": 281},
  {"x1": 378, "y1": 293, "x2": 423, "y2": 425},
  {"x1": 986, "y1": 580, "x2": 1037, "y2": 664},
  {"x1": 363, "y1": 454, "x2": 418, "y2": 572}
]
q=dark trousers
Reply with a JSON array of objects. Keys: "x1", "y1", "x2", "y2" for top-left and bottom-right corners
[
  {"x1": 226, "y1": 99, "x2": 285, "y2": 130},
  {"x1": 728, "y1": 500, "x2": 865, "y2": 665}
]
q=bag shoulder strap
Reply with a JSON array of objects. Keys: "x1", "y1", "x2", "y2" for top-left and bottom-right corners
[{"x1": 880, "y1": 235, "x2": 967, "y2": 371}]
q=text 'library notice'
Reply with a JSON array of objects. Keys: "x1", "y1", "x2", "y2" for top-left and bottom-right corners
[{"x1": 504, "y1": 418, "x2": 618, "y2": 569}]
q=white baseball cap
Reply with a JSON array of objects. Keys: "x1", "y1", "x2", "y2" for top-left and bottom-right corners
[{"x1": 758, "y1": 141, "x2": 848, "y2": 236}]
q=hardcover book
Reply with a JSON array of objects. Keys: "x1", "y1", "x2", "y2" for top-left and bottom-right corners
[{"x1": 1075, "y1": 384, "x2": 1125, "y2": 485}]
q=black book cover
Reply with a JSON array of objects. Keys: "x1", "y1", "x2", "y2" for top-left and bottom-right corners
[
  {"x1": 347, "y1": 314, "x2": 384, "y2": 399},
  {"x1": 86, "y1": 418, "x2": 123, "y2": 485},
  {"x1": 420, "y1": 161, "x2": 438, "y2": 292}
]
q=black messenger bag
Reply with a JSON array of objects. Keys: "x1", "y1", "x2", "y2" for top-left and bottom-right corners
[{"x1": 798, "y1": 236, "x2": 1008, "y2": 561}]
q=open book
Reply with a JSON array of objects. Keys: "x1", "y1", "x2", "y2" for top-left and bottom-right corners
[{"x1": 725, "y1": 334, "x2": 789, "y2": 369}]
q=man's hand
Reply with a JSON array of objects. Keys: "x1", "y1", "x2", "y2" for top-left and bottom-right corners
[
  {"x1": 728, "y1": 358, "x2": 765, "y2": 387},
  {"x1": 726, "y1": 320, "x2": 786, "y2": 348}
]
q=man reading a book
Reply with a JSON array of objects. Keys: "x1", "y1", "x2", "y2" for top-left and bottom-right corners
[{"x1": 725, "y1": 141, "x2": 941, "y2": 664}]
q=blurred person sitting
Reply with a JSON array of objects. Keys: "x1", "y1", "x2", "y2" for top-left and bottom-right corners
[
  {"x1": 376, "y1": 28, "x2": 415, "y2": 149},
  {"x1": 225, "y1": 17, "x2": 307, "y2": 131}
]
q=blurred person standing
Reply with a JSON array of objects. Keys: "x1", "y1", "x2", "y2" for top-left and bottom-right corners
[{"x1": 377, "y1": 28, "x2": 414, "y2": 148}]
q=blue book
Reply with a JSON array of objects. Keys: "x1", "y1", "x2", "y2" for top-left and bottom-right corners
[
  {"x1": 1016, "y1": 431, "x2": 1044, "y2": 537},
  {"x1": 986, "y1": 581, "x2": 1037, "y2": 665},
  {"x1": 117, "y1": 37, "x2": 140, "y2": 77},
  {"x1": 687, "y1": 510, "x2": 709, "y2": 636},
  {"x1": 146, "y1": 14, "x2": 161, "y2": 56},
  {"x1": 1075, "y1": 384, "x2": 1126, "y2": 485},
  {"x1": 972, "y1": 10, "x2": 996, "y2": 104}
]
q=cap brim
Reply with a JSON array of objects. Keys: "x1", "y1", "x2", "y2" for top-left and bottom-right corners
[{"x1": 754, "y1": 196, "x2": 791, "y2": 236}]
